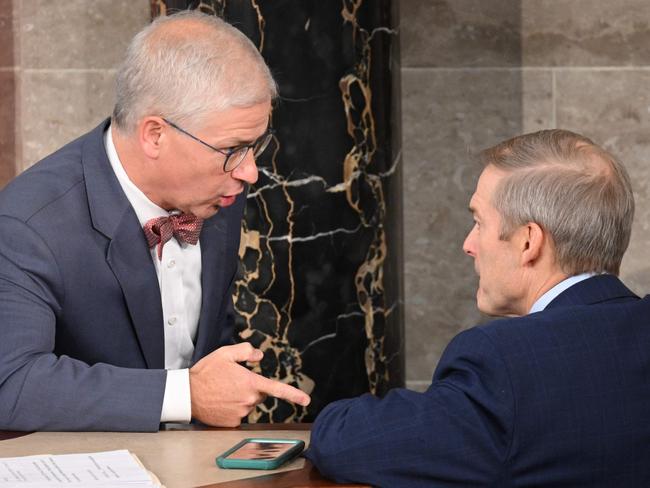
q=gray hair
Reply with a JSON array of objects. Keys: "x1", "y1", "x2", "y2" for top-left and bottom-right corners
[
  {"x1": 481, "y1": 129, "x2": 635, "y2": 275},
  {"x1": 112, "y1": 10, "x2": 277, "y2": 133}
]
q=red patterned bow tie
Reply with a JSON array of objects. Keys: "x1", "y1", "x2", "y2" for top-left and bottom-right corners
[{"x1": 143, "y1": 213, "x2": 204, "y2": 260}]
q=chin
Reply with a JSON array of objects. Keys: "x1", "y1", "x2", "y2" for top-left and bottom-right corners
[
  {"x1": 476, "y1": 292, "x2": 497, "y2": 317},
  {"x1": 199, "y1": 205, "x2": 221, "y2": 219},
  {"x1": 476, "y1": 290, "x2": 486, "y2": 310}
]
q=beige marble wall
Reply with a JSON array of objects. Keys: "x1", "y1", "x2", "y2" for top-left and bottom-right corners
[
  {"x1": 402, "y1": 0, "x2": 650, "y2": 390},
  {"x1": 0, "y1": 0, "x2": 16, "y2": 187},
  {"x1": 11, "y1": 0, "x2": 149, "y2": 172}
]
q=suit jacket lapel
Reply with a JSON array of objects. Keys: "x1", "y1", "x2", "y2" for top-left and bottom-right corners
[
  {"x1": 81, "y1": 119, "x2": 164, "y2": 369},
  {"x1": 192, "y1": 211, "x2": 229, "y2": 363},
  {"x1": 546, "y1": 274, "x2": 639, "y2": 310},
  {"x1": 106, "y1": 215, "x2": 165, "y2": 369}
]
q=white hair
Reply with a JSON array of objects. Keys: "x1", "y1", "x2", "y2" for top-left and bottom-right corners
[{"x1": 112, "y1": 10, "x2": 277, "y2": 133}]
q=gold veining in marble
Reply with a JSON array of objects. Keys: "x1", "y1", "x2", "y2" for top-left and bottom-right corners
[
  {"x1": 150, "y1": 0, "x2": 167, "y2": 18},
  {"x1": 193, "y1": 1, "x2": 225, "y2": 17},
  {"x1": 250, "y1": 0, "x2": 266, "y2": 52},
  {"x1": 339, "y1": 0, "x2": 391, "y2": 393},
  {"x1": 237, "y1": 132, "x2": 313, "y2": 422}
]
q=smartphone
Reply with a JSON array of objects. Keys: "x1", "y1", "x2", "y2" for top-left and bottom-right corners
[{"x1": 216, "y1": 438, "x2": 305, "y2": 470}]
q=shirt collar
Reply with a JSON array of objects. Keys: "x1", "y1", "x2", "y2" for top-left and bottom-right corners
[
  {"x1": 529, "y1": 273, "x2": 596, "y2": 314},
  {"x1": 104, "y1": 124, "x2": 170, "y2": 227}
]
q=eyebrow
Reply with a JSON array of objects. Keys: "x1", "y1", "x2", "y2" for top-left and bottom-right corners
[
  {"x1": 212, "y1": 138, "x2": 253, "y2": 148},
  {"x1": 215, "y1": 133, "x2": 267, "y2": 148}
]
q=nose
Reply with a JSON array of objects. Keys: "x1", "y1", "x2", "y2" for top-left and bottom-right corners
[
  {"x1": 463, "y1": 225, "x2": 476, "y2": 257},
  {"x1": 231, "y1": 150, "x2": 259, "y2": 184}
]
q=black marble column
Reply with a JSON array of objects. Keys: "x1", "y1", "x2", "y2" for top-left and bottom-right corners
[{"x1": 153, "y1": 0, "x2": 403, "y2": 423}]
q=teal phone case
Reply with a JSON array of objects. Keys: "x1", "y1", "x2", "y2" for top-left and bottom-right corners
[{"x1": 216, "y1": 438, "x2": 305, "y2": 470}]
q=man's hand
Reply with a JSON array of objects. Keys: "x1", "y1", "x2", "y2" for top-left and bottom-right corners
[{"x1": 189, "y1": 342, "x2": 311, "y2": 427}]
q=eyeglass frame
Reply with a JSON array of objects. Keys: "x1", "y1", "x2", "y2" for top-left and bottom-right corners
[{"x1": 161, "y1": 117, "x2": 274, "y2": 173}]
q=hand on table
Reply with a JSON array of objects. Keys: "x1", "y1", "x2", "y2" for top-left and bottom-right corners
[{"x1": 189, "y1": 342, "x2": 311, "y2": 427}]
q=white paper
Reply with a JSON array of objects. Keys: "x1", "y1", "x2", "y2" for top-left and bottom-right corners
[{"x1": 0, "y1": 449, "x2": 161, "y2": 487}]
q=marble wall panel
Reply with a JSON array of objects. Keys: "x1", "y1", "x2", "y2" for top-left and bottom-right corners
[
  {"x1": 401, "y1": 0, "x2": 521, "y2": 67},
  {"x1": 0, "y1": 0, "x2": 13, "y2": 68},
  {"x1": 402, "y1": 69, "x2": 525, "y2": 383},
  {"x1": 237, "y1": 0, "x2": 402, "y2": 421},
  {"x1": 0, "y1": 71, "x2": 15, "y2": 188},
  {"x1": 16, "y1": 0, "x2": 150, "y2": 169},
  {"x1": 522, "y1": 0, "x2": 650, "y2": 66},
  {"x1": 20, "y1": 0, "x2": 149, "y2": 69},
  {"x1": 401, "y1": 0, "x2": 650, "y2": 390},
  {"x1": 20, "y1": 71, "x2": 115, "y2": 169},
  {"x1": 522, "y1": 70, "x2": 554, "y2": 132},
  {"x1": 555, "y1": 70, "x2": 650, "y2": 295}
]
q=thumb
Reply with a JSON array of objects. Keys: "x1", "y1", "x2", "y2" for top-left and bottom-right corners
[{"x1": 220, "y1": 343, "x2": 264, "y2": 363}]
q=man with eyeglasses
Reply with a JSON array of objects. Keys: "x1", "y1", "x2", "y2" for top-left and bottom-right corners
[{"x1": 0, "y1": 11, "x2": 309, "y2": 431}]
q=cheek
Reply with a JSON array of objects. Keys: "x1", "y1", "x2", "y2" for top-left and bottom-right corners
[
  {"x1": 197, "y1": 174, "x2": 232, "y2": 199},
  {"x1": 179, "y1": 164, "x2": 217, "y2": 188}
]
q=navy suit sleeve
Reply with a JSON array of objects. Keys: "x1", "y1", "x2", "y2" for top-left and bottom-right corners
[
  {"x1": 305, "y1": 327, "x2": 515, "y2": 487},
  {"x1": 0, "y1": 216, "x2": 166, "y2": 431}
]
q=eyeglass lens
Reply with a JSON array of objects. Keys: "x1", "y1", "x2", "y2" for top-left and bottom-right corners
[{"x1": 224, "y1": 132, "x2": 273, "y2": 172}]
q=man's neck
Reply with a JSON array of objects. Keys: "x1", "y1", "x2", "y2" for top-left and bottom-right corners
[
  {"x1": 522, "y1": 270, "x2": 569, "y2": 314},
  {"x1": 111, "y1": 126, "x2": 139, "y2": 179},
  {"x1": 110, "y1": 125, "x2": 166, "y2": 210}
]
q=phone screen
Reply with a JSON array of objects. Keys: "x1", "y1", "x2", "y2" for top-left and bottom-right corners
[{"x1": 225, "y1": 441, "x2": 296, "y2": 460}]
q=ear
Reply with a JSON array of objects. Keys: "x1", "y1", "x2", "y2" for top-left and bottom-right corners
[
  {"x1": 518, "y1": 222, "x2": 545, "y2": 267},
  {"x1": 138, "y1": 117, "x2": 165, "y2": 159}
]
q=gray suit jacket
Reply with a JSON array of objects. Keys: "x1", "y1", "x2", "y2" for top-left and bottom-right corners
[{"x1": 0, "y1": 119, "x2": 245, "y2": 431}]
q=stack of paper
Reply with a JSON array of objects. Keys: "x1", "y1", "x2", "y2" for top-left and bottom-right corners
[{"x1": 0, "y1": 449, "x2": 162, "y2": 487}]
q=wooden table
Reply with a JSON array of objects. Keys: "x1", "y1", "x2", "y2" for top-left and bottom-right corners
[{"x1": 0, "y1": 424, "x2": 368, "y2": 488}]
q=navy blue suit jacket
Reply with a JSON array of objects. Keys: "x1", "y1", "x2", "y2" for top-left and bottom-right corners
[
  {"x1": 306, "y1": 275, "x2": 650, "y2": 487},
  {"x1": 0, "y1": 120, "x2": 245, "y2": 431}
]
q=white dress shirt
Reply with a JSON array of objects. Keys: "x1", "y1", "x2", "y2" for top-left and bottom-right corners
[
  {"x1": 528, "y1": 273, "x2": 595, "y2": 314},
  {"x1": 104, "y1": 126, "x2": 201, "y2": 423}
]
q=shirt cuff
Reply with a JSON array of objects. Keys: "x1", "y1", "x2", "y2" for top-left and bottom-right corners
[{"x1": 160, "y1": 369, "x2": 192, "y2": 423}]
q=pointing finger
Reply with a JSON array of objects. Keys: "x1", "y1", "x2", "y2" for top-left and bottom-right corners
[{"x1": 253, "y1": 375, "x2": 311, "y2": 407}]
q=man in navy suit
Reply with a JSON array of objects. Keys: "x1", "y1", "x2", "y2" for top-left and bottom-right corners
[
  {"x1": 0, "y1": 11, "x2": 309, "y2": 432},
  {"x1": 306, "y1": 130, "x2": 650, "y2": 486}
]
